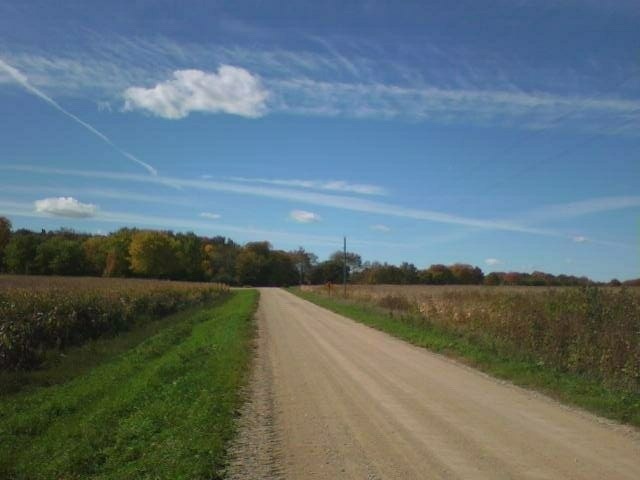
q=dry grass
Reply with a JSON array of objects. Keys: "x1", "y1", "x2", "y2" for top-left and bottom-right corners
[{"x1": 303, "y1": 284, "x2": 640, "y2": 394}]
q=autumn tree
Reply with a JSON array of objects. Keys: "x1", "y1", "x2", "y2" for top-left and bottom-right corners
[
  {"x1": 449, "y1": 263, "x2": 484, "y2": 284},
  {"x1": 83, "y1": 236, "x2": 110, "y2": 276},
  {"x1": 129, "y1": 231, "x2": 178, "y2": 278},
  {"x1": 423, "y1": 264, "x2": 454, "y2": 284},
  {"x1": 202, "y1": 238, "x2": 239, "y2": 284},
  {"x1": 104, "y1": 229, "x2": 134, "y2": 277}
]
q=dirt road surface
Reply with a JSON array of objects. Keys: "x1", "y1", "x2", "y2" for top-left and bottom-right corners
[{"x1": 227, "y1": 288, "x2": 640, "y2": 479}]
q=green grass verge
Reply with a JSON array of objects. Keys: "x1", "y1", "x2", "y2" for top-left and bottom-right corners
[
  {"x1": 0, "y1": 289, "x2": 259, "y2": 480},
  {"x1": 291, "y1": 288, "x2": 640, "y2": 428}
]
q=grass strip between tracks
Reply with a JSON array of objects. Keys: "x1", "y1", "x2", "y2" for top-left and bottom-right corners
[
  {"x1": 0, "y1": 289, "x2": 259, "y2": 480},
  {"x1": 291, "y1": 288, "x2": 640, "y2": 428}
]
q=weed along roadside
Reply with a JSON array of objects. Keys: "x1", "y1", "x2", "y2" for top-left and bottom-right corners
[
  {"x1": 0, "y1": 288, "x2": 259, "y2": 480},
  {"x1": 291, "y1": 286, "x2": 640, "y2": 427}
]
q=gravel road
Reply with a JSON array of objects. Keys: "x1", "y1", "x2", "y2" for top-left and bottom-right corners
[{"x1": 227, "y1": 288, "x2": 640, "y2": 479}]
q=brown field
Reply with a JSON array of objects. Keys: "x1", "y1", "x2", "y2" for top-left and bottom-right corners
[
  {"x1": 0, "y1": 274, "x2": 221, "y2": 292},
  {"x1": 302, "y1": 283, "x2": 640, "y2": 393},
  {"x1": 0, "y1": 275, "x2": 229, "y2": 369}
]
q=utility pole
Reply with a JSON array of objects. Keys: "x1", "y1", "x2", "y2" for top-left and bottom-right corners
[{"x1": 343, "y1": 236, "x2": 347, "y2": 298}]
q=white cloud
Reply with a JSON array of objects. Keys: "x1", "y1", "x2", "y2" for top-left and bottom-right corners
[
  {"x1": 573, "y1": 235, "x2": 588, "y2": 243},
  {"x1": 228, "y1": 177, "x2": 386, "y2": 195},
  {"x1": 123, "y1": 66, "x2": 269, "y2": 119},
  {"x1": 290, "y1": 209, "x2": 321, "y2": 223},
  {"x1": 34, "y1": 197, "x2": 97, "y2": 218},
  {"x1": 200, "y1": 212, "x2": 221, "y2": 220},
  {"x1": 485, "y1": 258, "x2": 503, "y2": 266},
  {"x1": 370, "y1": 224, "x2": 391, "y2": 232}
]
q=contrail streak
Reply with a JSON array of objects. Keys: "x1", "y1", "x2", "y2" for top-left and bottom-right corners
[{"x1": 0, "y1": 58, "x2": 157, "y2": 176}]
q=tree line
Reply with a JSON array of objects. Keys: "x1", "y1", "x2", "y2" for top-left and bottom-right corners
[{"x1": 0, "y1": 217, "x2": 636, "y2": 286}]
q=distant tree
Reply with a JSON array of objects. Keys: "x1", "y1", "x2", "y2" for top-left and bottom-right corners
[
  {"x1": 3, "y1": 231, "x2": 41, "y2": 274},
  {"x1": 0, "y1": 216, "x2": 12, "y2": 270},
  {"x1": 399, "y1": 262, "x2": 419, "y2": 284},
  {"x1": 502, "y1": 272, "x2": 524, "y2": 285},
  {"x1": 35, "y1": 237, "x2": 87, "y2": 275},
  {"x1": 235, "y1": 249, "x2": 269, "y2": 285},
  {"x1": 424, "y1": 264, "x2": 454, "y2": 284},
  {"x1": 309, "y1": 260, "x2": 344, "y2": 284},
  {"x1": 450, "y1": 263, "x2": 484, "y2": 284},
  {"x1": 609, "y1": 278, "x2": 622, "y2": 287},
  {"x1": 268, "y1": 250, "x2": 299, "y2": 286},
  {"x1": 83, "y1": 236, "x2": 110, "y2": 276},
  {"x1": 484, "y1": 272, "x2": 503, "y2": 286},
  {"x1": 174, "y1": 232, "x2": 204, "y2": 281},
  {"x1": 289, "y1": 247, "x2": 318, "y2": 284},
  {"x1": 104, "y1": 229, "x2": 134, "y2": 277},
  {"x1": 202, "y1": 241, "x2": 239, "y2": 284},
  {"x1": 129, "y1": 231, "x2": 178, "y2": 278},
  {"x1": 329, "y1": 250, "x2": 362, "y2": 274}
]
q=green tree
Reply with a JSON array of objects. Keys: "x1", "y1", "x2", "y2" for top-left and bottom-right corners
[
  {"x1": 0, "y1": 216, "x2": 12, "y2": 270},
  {"x1": 129, "y1": 231, "x2": 178, "y2": 278},
  {"x1": 309, "y1": 259, "x2": 344, "y2": 284},
  {"x1": 329, "y1": 250, "x2": 362, "y2": 274},
  {"x1": 202, "y1": 240, "x2": 239, "y2": 284},
  {"x1": 3, "y1": 231, "x2": 41, "y2": 274},
  {"x1": 268, "y1": 250, "x2": 299, "y2": 286},
  {"x1": 289, "y1": 247, "x2": 318, "y2": 284},
  {"x1": 174, "y1": 232, "x2": 204, "y2": 281},
  {"x1": 104, "y1": 229, "x2": 134, "y2": 277},
  {"x1": 235, "y1": 249, "x2": 269, "y2": 285},
  {"x1": 35, "y1": 237, "x2": 87, "y2": 275}
]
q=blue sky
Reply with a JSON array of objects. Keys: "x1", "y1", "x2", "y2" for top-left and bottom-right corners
[{"x1": 0, "y1": 0, "x2": 639, "y2": 281}]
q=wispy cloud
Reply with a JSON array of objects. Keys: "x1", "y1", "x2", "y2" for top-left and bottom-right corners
[
  {"x1": 1, "y1": 165, "x2": 575, "y2": 240},
  {"x1": 3, "y1": 37, "x2": 639, "y2": 134},
  {"x1": 573, "y1": 236, "x2": 588, "y2": 243},
  {"x1": 269, "y1": 77, "x2": 640, "y2": 132},
  {"x1": 200, "y1": 212, "x2": 221, "y2": 220},
  {"x1": 34, "y1": 197, "x2": 97, "y2": 218},
  {"x1": 123, "y1": 66, "x2": 269, "y2": 119},
  {"x1": 0, "y1": 199, "x2": 404, "y2": 249},
  {"x1": 228, "y1": 176, "x2": 386, "y2": 195},
  {"x1": 289, "y1": 209, "x2": 321, "y2": 223},
  {"x1": 0, "y1": 57, "x2": 157, "y2": 175},
  {"x1": 522, "y1": 196, "x2": 640, "y2": 223},
  {"x1": 2, "y1": 184, "x2": 193, "y2": 206},
  {"x1": 370, "y1": 224, "x2": 391, "y2": 232}
]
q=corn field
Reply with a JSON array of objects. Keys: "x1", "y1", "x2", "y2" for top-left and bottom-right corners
[
  {"x1": 303, "y1": 284, "x2": 640, "y2": 393},
  {"x1": 0, "y1": 275, "x2": 229, "y2": 370}
]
